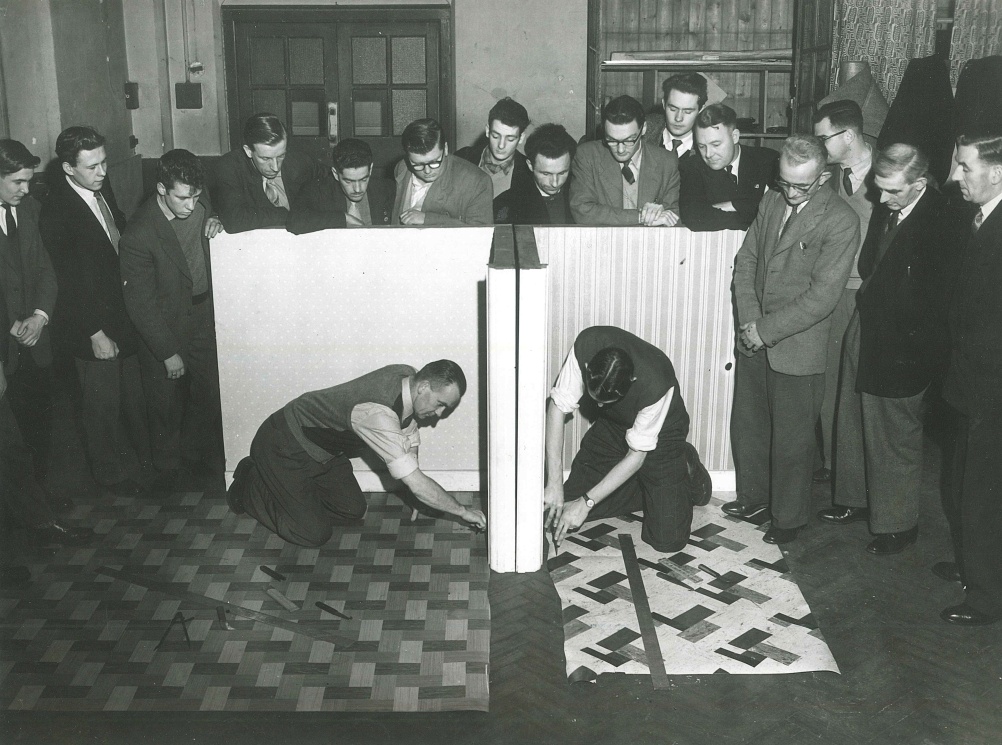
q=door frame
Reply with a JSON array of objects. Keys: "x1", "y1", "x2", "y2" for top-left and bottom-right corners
[{"x1": 221, "y1": 4, "x2": 455, "y2": 153}]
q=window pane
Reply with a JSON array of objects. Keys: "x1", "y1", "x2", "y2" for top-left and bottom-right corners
[
  {"x1": 252, "y1": 89, "x2": 286, "y2": 119},
  {"x1": 392, "y1": 89, "x2": 427, "y2": 135},
  {"x1": 291, "y1": 101, "x2": 321, "y2": 136},
  {"x1": 391, "y1": 37, "x2": 426, "y2": 84},
  {"x1": 355, "y1": 100, "x2": 384, "y2": 137},
  {"x1": 250, "y1": 37, "x2": 285, "y2": 85},
  {"x1": 352, "y1": 37, "x2": 387, "y2": 85},
  {"x1": 289, "y1": 38, "x2": 324, "y2": 85}
]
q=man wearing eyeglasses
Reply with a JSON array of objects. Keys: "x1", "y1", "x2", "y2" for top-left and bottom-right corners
[
  {"x1": 811, "y1": 100, "x2": 877, "y2": 487},
  {"x1": 544, "y1": 326, "x2": 711, "y2": 553},
  {"x1": 391, "y1": 118, "x2": 493, "y2": 226},
  {"x1": 726, "y1": 135, "x2": 860, "y2": 545},
  {"x1": 570, "y1": 96, "x2": 681, "y2": 227}
]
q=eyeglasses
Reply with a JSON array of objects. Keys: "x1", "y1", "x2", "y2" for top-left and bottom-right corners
[
  {"x1": 817, "y1": 129, "x2": 847, "y2": 143},
  {"x1": 603, "y1": 134, "x2": 642, "y2": 148},
  {"x1": 775, "y1": 173, "x2": 823, "y2": 194},
  {"x1": 407, "y1": 155, "x2": 444, "y2": 172}
]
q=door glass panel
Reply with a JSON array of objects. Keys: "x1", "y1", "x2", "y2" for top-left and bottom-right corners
[
  {"x1": 391, "y1": 37, "x2": 426, "y2": 84},
  {"x1": 250, "y1": 37, "x2": 286, "y2": 85},
  {"x1": 392, "y1": 89, "x2": 427, "y2": 135},
  {"x1": 289, "y1": 38, "x2": 324, "y2": 85},
  {"x1": 352, "y1": 37, "x2": 387, "y2": 85},
  {"x1": 253, "y1": 89, "x2": 287, "y2": 118},
  {"x1": 291, "y1": 101, "x2": 321, "y2": 136}
]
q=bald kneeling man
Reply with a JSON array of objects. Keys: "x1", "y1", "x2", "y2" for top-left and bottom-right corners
[{"x1": 227, "y1": 360, "x2": 486, "y2": 546}]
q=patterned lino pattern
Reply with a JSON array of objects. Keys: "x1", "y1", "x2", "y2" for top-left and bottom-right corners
[
  {"x1": 0, "y1": 491, "x2": 489, "y2": 713},
  {"x1": 547, "y1": 495, "x2": 839, "y2": 681}
]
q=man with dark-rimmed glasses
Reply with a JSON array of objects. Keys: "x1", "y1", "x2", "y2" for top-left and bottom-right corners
[
  {"x1": 725, "y1": 135, "x2": 859, "y2": 545},
  {"x1": 391, "y1": 118, "x2": 493, "y2": 226},
  {"x1": 544, "y1": 326, "x2": 711, "y2": 553}
]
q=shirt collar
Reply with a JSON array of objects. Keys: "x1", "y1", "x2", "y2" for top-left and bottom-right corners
[
  {"x1": 157, "y1": 194, "x2": 177, "y2": 221},
  {"x1": 897, "y1": 185, "x2": 927, "y2": 222},
  {"x1": 844, "y1": 143, "x2": 872, "y2": 178},
  {"x1": 662, "y1": 129, "x2": 692, "y2": 153},
  {"x1": 629, "y1": 143, "x2": 644, "y2": 172},
  {"x1": 66, "y1": 175, "x2": 101, "y2": 204},
  {"x1": 727, "y1": 146, "x2": 742, "y2": 179},
  {"x1": 401, "y1": 377, "x2": 415, "y2": 421},
  {"x1": 979, "y1": 189, "x2": 1002, "y2": 222},
  {"x1": 480, "y1": 147, "x2": 515, "y2": 175}
]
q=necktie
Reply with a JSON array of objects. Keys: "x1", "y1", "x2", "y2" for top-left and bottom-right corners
[
  {"x1": 2, "y1": 203, "x2": 17, "y2": 240},
  {"x1": 264, "y1": 179, "x2": 283, "y2": 208},
  {"x1": 972, "y1": 209, "x2": 984, "y2": 234},
  {"x1": 621, "y1": 162, "x2": 635, "y2": 185},
  {"x1": 725, "y1": 164, "x2": 737, "y2": 186},
  {"x1": 671, "y1": 139, "x2": 682, "y2": 153},
  {"x1": 842, "y1": 167, "x2": 854, "y2": 196},
  {"x1": 887, "y1": 210, "x2": 899, "y2": 232},
  {"x1": 95, "y1": 192, "x2": 121, "y2": 252}
]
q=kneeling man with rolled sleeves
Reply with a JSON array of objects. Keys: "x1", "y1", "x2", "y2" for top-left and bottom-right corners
[{"x1": 227, "y1": 360, "x2": 487, "y2": 547}]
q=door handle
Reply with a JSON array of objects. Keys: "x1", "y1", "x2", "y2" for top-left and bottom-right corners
[{"x1": 328, "y1": 102, "x2": 338, "y2": 141}]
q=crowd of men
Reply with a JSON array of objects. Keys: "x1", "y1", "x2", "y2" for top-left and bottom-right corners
[{"x1": 1, "y1": 70, "x2": 1000, "y2": 626}]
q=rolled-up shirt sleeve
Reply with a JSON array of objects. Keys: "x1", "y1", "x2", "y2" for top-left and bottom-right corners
[
  {"x1": 625, "y1": 387, "x2": 675, "y2": 452},
  {"x1": 350, "y1": 403, "x2": 420, "y2": 479},
  {"x1": 549, "y1": 350, "x2": 585, "y2": 413}
]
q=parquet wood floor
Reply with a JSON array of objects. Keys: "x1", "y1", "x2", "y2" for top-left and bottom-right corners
[{"x1": 3, "y1": 368, "x2": 1000, "y2": 744}]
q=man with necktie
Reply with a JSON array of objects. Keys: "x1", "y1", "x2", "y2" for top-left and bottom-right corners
[
  {"x1": 226, "y1": 361, "x2": 486, "y2": 546},
  {"x1": 935, "y1": 132, "x2": 1002, "y2": 626},
  {"x1": 570, "y1": 95, "x2": 680, "y2": 226},
  {"x1": 819, "y1": 143, "x2": 954, "y2": 555},
  {"x1": 725, "y1": 135, "x2": 859, "y2": 545},
  {"x1": 212, "y1": 112, "x2": 322, "y2": 233},
  {"x1": 41, "y1": 126, "x2": 149, "y2": 496},
  {"x1": 812, "y1": 99, "x2": 878, "y2": 486},
  {"x1": 643, "y1": 72, "x2": 708, "y2": 164}
]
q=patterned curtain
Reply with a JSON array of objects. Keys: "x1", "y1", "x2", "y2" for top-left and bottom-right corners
[
  {"x1": 831, "y1": 0, "x2": 937, "y2": 103},
  {"x1": 950, "y1": 0, "x2": 1002, "y2": 85}
]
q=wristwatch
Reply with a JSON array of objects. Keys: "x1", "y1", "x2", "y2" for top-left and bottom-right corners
[{"x1": 582, "y1": 494, "x2": 595, "y2": 510}]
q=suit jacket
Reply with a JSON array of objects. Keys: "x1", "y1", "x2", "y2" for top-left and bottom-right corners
[
  {"x1": 391, "y1": 155, "x2": 494, "y2": 226},
  {"x1": 212, "y1": 147, "x2": 322, "y2": 233},
  {"x1": 855, "y1": 189, "x2": 955, "y2": 397},
  {"x1": 286, "y1": 172, "x2": 395, "y2": 234},
  {"x1": 0, "y1": 195, "x2": 56, "y2": 373},
  {"x1": 119, "y1": 193, "x2": 214, "y2": 363},
  {"x1": 40, "y1": 176, "x2": 139, "y2": 360},
  {"x1": 569, "y1": 141, "x2": 680, "y2": 225},
  {"x1": 455, "y1": 144, "x2": 535, "y2": 224},
  {"x1": 643, "y1": 111, "x2": 699, "y2": 166},
  {"x1": 942, "y1": 199, "x2": 1002, "y2": 417},
  {"x1": 733, "y1": 186, "x2": 860, "y2": 375},
  {"x1": 509, "y1": 179, "x2": 573, "y2": 225},
  {"x1": 679, "y1": 145, "x2": 778, "y2": 231}
]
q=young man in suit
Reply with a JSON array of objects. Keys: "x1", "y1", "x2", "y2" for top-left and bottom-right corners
[
  {"x1": 570, "y1": 95, "x2": 680, "y2": 227},
  {"x1": 679, "y1": 103, "x2": 778, "y2": 231},
  {"x1": 226, "y1": 360, "x2": 485, "y2": 546},
  {"x1": 812, "y1": 99, "x2": 877, "y2": 485},
  {"x1": 643, "y1": 72, "x2": 708, "y2": 163},
  {"x1": 726, "y1": 135, "x2": 860, "y2": 545},
  {"x1": 456, "y1": 97, "x2": 532, "y2": 224},
  {"x1": 0, "y1": 139, "x2": 56, "y2": 483},
  {"x1": 392, "y1": 118, "x2": 493, "y2": 226},
  {"x1": 509, "y1": 123, "x2": 576, "y2": 225},
  {"x1": 213, "y1": 112, "x2": 322, "y2": 233},
  {"x1": 41, "y1": 126, "x2": 149, "y2": 495},
  {"x1": 544, "y1": 326, "x2": 712, "y2": 554},
  {"x1": 935, "y1": 132, "x2": 1002, "y2": 626},
  {"x1": 287, "y1": 138, "x2": 395, "y2": 234},
  {"x1": 120, "y1": 150, "x2": 225, "y2": 492},
  {"x1": 819, "y1": 144, "x2": 953, "y2": 555},
  {"x1": 1, "y1": 138, "x2": 90, "y2": 548}
]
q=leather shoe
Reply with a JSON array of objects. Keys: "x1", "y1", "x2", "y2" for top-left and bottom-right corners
[
  {"x1": 685, "y1": 444, "x2": 713, "y2": 506},
  {"x1": 866, "y1": 527, "x2": 917, "y2": 555},
  {"x1": 763, "y1": 525, "x2": 800, "y2": 545},
  {"x1": 941, "y1": 603, "x2": 999, "y2": 626},
  {"x1": 812, "y1": 467, "x2": 831, "y2": 484},
  {"x1": 931, "y1": 561, "x2": 962, "y2": 583},
  {"x1": 722, "y1": 501, "x2": 768, "y2": 518},
  {"x1": 817, "y1": 505, "x2": 869, "y2": 525},
  {"x1": 30, "y1": 521, "x2": 92, "y2": 547}
]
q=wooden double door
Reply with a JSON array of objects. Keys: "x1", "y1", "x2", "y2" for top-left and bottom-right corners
[{"x1": 223, "y1": 7, "x2": 453, "y2": 178}]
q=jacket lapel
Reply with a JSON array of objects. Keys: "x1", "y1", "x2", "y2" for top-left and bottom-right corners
[
  {"x1": 637, "y1": 145, "x2": 656, "y2": 206},
  {"x1": 599, "y1": 148, "x2": 624, "y2": 207},
  {"x1": 771, "y1": 188, "x2": 829, "y2": 258},
  {"x1": 150, "y1": 201, "x2": 192, "y2": 281}
]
